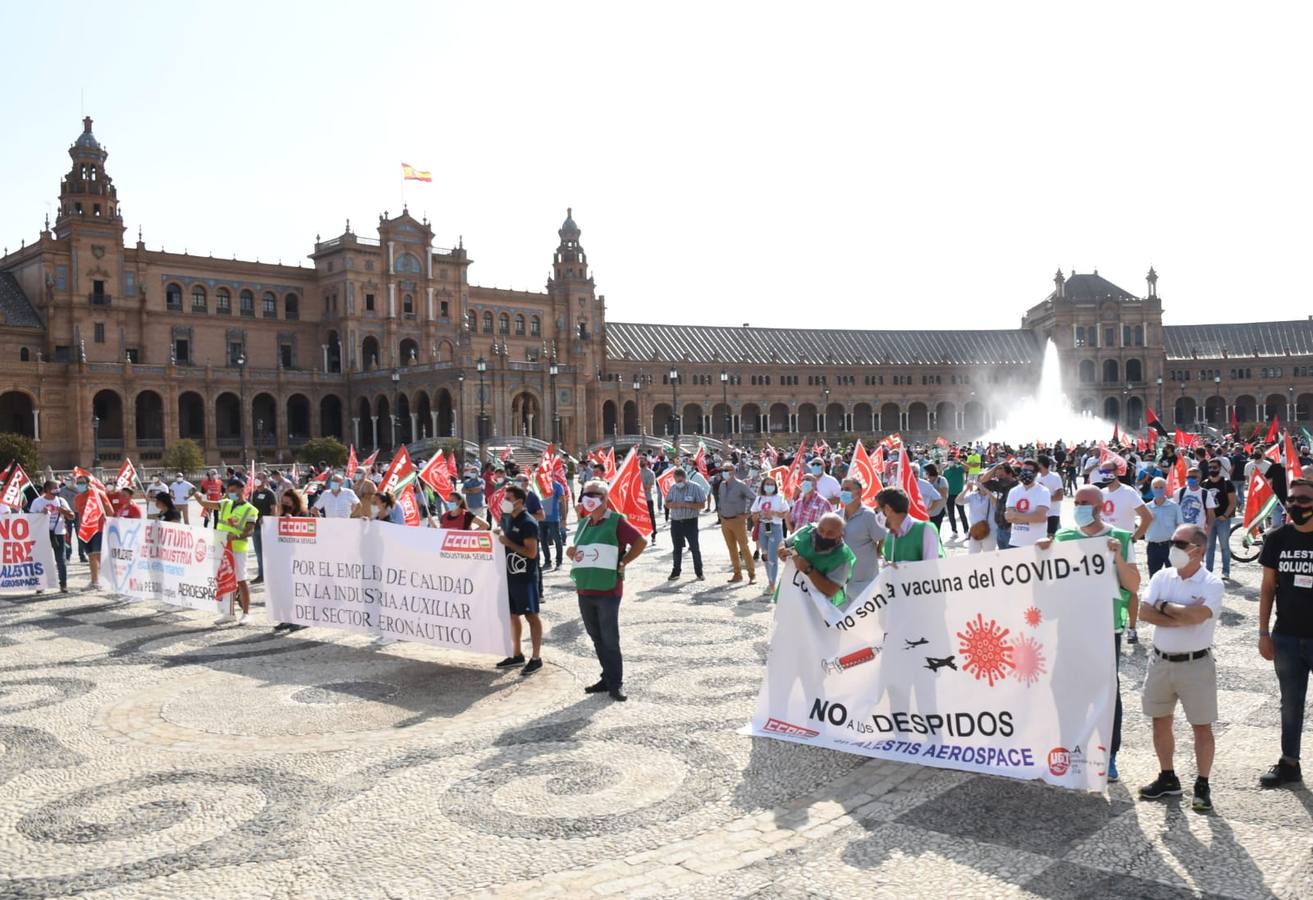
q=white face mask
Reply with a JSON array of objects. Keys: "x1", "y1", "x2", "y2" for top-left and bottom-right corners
[
  {"x1": 1168, "y1": 546, "x2": 1192, "y2": 569},
  {"x1": 500, "y1": 499, "x2": 515, "y2": 514},
  {"x1": 580, "y1": 495, "x2": 602, "y2": 512},
  {"x1": 763, "y1": 484, "x2": 777, "y2": 495}
]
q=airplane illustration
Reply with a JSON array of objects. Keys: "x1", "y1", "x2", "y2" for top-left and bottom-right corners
[
  {"x1": 924, "y1": 655, "x2": 957, "y2": 672},
  {"x1": 904, "y1": 637, "x2": 929, "y2": 649}
]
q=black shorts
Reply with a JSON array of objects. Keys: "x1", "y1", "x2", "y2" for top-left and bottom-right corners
[
  {"x1": 508, "y1": 579, "x2": 540, "y2": 615},
  {"x1": 1047, "y1": 515, "x2": 1061, "y2": 536}
]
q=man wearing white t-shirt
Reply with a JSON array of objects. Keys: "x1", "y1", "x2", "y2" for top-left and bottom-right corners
[
  {"x1": 1176, "y1": 466, "x2": 1216, "y2": 532},
  {"x1": 1096, "y1": 465, "x2": 1152, "y2": 541},
  {"x1": 169, "y1": 473, "x2": 195, "y2": 524},
  {"x1": 1037, "y1": 454, "x2": 1065, "y2": 536},
  {"x1": 806, "y1": 458, "x2": 842, "y2": 504},
  {"x1": 1005, "y1": 459, "x2": 1051, "y2": 548},
  {"x1": 1136, "y1": 523, "x2": 1225, "y2": 812}
]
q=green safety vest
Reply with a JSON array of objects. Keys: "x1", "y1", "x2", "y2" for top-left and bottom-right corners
[
  {"x1": 1053, "y1": 526, "x2": 1132, "y2": 632},
  {"x1": 882, "y1": 519, "x2": 944, "y2": 563},
  {"x1": 216, "y1": 498, "x2": 259, "y2": 554},
  {"x1": 966, "y1": 453, "x2": 983, "y2": 477},
  {"x1": 791, "y1": 524, "x2": 857, "y2": 607},
  {"x1": 570, "y1": 511, "x2": 625, "y2": 592}
]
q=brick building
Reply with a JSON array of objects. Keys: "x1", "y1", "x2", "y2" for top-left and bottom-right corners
[{"x1": 1, "y1": 119, "x2": 1311, "y2": 467}]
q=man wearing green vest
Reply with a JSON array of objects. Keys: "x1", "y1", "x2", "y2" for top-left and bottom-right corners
[
  {"x1": 966, "y1": 448, "x2": 983, "y2": 480},
  {"x1": 778, "y1": 512, "x2": 856, "y2": 607},
  {"x1": 195, "y1": 477, "x2": 259, "y2": 626},
  {"x1": 875, "y1": 487, "x2": 945, "y2": 563},
  {"x1": 569, "y1": 479, "x2": 648, "y2": 702},
  {"x1": 1038, "y1": 484, "x2": 1141, "y2": 784}
]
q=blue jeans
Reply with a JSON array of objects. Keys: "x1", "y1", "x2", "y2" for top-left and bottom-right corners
[
  {"x1": 758, "y1": 522, "x2": 784, "y2": 585},
  {"x1": 253, "y1": 525, "x2": 264, "y2": 580},
  {"x1": 1274, "y1": 634, "x2": 1313, "y2": 760},
  {"x1": 578, "y1": 593, "x2": 623, "y2": 690},
  {"x1": 539, "y1": 521, "x2": 563, "y2": 568},
  {"x1": 1206, "y1": 516, "x2": 1232, "y2": 576},
  {"x1": 1146, "y1": 540, "x2": 1171, "y2": 576},
  {"x1": 1233, "y1": 479, "x2": 1246, "y2": 511},
  {"x1": 995, "y1": 525, "x2": 1011, "y2": 550},
  {"x1": 1112, "y1": 632, "x2": 1123, "y2": 756},
  {"x1": 49, "y1": 532, "x2": 67, "y2": 589}
]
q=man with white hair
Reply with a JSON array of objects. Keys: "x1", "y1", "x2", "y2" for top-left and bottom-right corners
[{"x1": 569, "y1": 479, "x2": 648, "y2": 702}]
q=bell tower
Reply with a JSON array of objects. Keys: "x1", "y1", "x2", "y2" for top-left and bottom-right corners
[{"x1": 54, "y1": 117, "x2": 125, "y2": 241}]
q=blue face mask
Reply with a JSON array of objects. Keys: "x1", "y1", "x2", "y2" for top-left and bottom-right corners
[
  {"x1": 445, "y1": 500, "x2": 459, "y2": 512},
  {"x1": 800, "y1": 481, "x2": 814, "y2": 494},
  {"x1": 839, "y1": 490, "x2": 854, "y2": 505},
  {"x1": 76, "y1": 483, "x2": 88, "y2": 493},
  {"x1": 1151, "y1": 487, "x2": 1165, "y2": 499},
  {"x1": 1074, "y1": 505, "x2": 1097, "y2": 527},
  {"x1": 1186, "y1": 477, "x2": 1198, "y2": 488}
]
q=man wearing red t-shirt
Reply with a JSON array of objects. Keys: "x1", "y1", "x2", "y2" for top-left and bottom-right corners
[
  {"x1": 113, "y1": 486, "x2": 143, "y2": 518},
  {"x1": 198, "y1": 470, "x2": 223, "y2": 527}
]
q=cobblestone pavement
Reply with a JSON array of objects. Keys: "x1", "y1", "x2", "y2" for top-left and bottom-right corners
[{"x1": 2, "y1": 510, "x2": 1311, "y2": 899}]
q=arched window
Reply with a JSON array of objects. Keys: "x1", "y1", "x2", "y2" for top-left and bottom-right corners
[
  {"x1": 514, "y1": 314, "x2": 526, "y2": 336},
  {"x1": 20, "y1": 347, "x2": 30, "y2": 362},
  {"x1": 1126, "y1": 358, "x2": 1143, "y2": 383},
  {"x1": 216, "y1": 288, "x2": 231, "y2": 314},
  {"x1": 1075, "y1": 326, "x2": 1087, "y2": 348},
  {"x1": 482, "y1": 311, "x2": 493, "y2": 334},
  {"x1": 1134, "y1": 324, "x2": 1144, "y2": 346},
  {"x1": 499, "y1": 313, "x2": 510, "y2": 334},
  {"x1": 166, "y1": 283, "x2": 182, "y2": 311},
  {"x1": 395, "y1": 253, "x2": 421, "y2": 274},
  {"x1": 403, "y1": 294, "x2": 414, "y2": 316},
  {"x1": 530, "y1": 316, "x2": 541, "y2": 337},
  {"x1": 1102, "y1": 359, "x2": 1120, "y2": 384},
  {"x1": 284, "y1": 293, "x2": 298, "y2": 320},
  {"x1": 191, "y1": 285, "x2": 207, "y2": 312},
  {"x1": 262, "y1": 291, "x2": 277, "y2": 318},
  {"x1": 240, "y1": 289, "x2": 255, "y2": 316}
]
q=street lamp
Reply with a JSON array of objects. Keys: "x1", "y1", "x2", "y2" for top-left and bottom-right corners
[
  {"x1": 633, "y1": 374, "x2": 642, "y2": 437},
  {"x1": 1214, "y1": 375, "x2": 1222, "y2": 427},
  {"x1": 1156, "y1": 376, "x2": 1164, "y2": 420},
  {"x1": 669, "y1": 367, "x2": 680, "y2": 441},
  {"x1": 823, "y1": 387, "x2": 831, "y2": 434},
  {"x1": 390, "y1": 370, "x2": 401, "y2": 449},
  {"x1": 91, "y1": 414, "x2": 101, "y2": 468},
  {"x1": 549, "y1": 359, "x2": 560, "y2": 446},
  {"x1": 720, "y1": 370, "x2": 730, "y2": 439},
  {"x1": 476, "y1": 356, "x2": 488, "y2": 460},
  {"x1": 457, "y1": 371, "x2": 466, "y2": 464},
  {"x1": 1290, "y1": 385, "x2": 1296, "y2": 424},
  {"x1": 256, "y1": 418, "x2": 264, "y2": 463},
  {"x1": 237, "y1": 353, "x2": 248, "y2": 471}
]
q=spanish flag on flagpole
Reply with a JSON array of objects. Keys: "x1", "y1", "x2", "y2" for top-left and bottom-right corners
[{"x1": 401, "y1": 162, "x2": 432, "y2": 183}]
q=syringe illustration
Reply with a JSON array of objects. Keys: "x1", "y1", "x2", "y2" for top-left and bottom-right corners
[{"x1": 821, "y1": 645, "x2": 882, "y2": 676}]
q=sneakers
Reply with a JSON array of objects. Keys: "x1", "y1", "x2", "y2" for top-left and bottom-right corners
[
  {"x1": 695, "y1": 575, "x2": 705, "y2": 581},
  {"x1": 213, "y1": 613, "x2": 236, "y2": 626},
  {"x1": 1107, "y1": 754, "x2": 1119, "y2": 783},
  {"x1": 521, "y1": 658, "x2": 543, "y2": 676},
  {"x1": 608, "y1": 689, "x2": 628, "y2": 702},
  {"x1": 583, "y1": 679, "x2": 609, "y2": 694},
  {"x1": 1192, "y1": 778, "x2": 1213, "y2": 812},
  {"x1": 495, "y1": 654, "x2": 526, "y2": 669},
  {"x1": 236, "y1": 612, "x2": 249, "y2": 626},
  {"x1": 1259, "y1": 759, "x2": 1303, "y2": 788},
  {"x1": 1125, "y1": 628, "x2": 1138, "y2": 645},
  {"x1": 1138, "y1": 772, "x2": 1183, "y2": 799},
  {"x1": 668, "y1": 573, "x2": 680, "y2": 581}
]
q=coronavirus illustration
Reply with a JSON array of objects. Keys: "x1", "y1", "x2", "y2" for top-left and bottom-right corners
[
  {"x1": 1023, "y1": 605, "x2": 1042, "y2": 628},
  {"x1": 1010, "y1": 634, "x2": 1046, "y2": 686},
  {"x1": 956, "y1": 613, "x2": 1015, "y2": 686}
]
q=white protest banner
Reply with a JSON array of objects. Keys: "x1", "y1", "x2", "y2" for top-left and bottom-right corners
[
  {"x1": 0, "y1": 514, "x2": 59, "y2": 593},
  {"x1": 103, "y1": 518, "x2": 224, "y2": 610},
  {"x1": 264, "y1": 518, "x2": 513, "y2": 657},
  {"x1": 747, "y1": 540, "x2": 1118, "y2": 791}
]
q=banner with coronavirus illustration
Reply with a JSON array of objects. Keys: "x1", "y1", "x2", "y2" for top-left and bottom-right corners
[{"x1": 747, "y1": 540, "x2": 1119, "y2": 792}]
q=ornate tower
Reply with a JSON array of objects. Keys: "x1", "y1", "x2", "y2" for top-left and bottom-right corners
[{"x1": 54, "y1": 117, "x2": 125, "y2": 242}]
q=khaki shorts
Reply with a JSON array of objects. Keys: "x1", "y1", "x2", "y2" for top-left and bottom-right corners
[
  {"x1": 230, "y1": 550, "x2": 248, "y2": 584},
  {"x1": 1142, "y1": 651, "x2": 1217, "y2": 725}
]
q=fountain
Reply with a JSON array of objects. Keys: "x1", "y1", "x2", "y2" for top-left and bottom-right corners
[{"x1": 975, "y1": 339, "x2": 1112, "y2": 444}]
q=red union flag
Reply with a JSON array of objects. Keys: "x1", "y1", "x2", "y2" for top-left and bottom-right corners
[
  {"x1": 417, "y1": 450, "x2": 454, "y2": 498},
  {"x1": 1242, "y1": 469, "x2": 1280, "y2": 544},
  {"x1": 607, "y1": 446, "x2": 653, "y2": 535},
  {"x1": 1285, "y1": 431, "x2": 1304, "y2": 480},
  {"x1": 360, "y1": 449, "x2": 380, "y2": 470},
  {"x1": 216, "y1": 547, "x2": 238, "y2": 597},
  {"x1": 897, "y1": 446, "x2": 929, "y2": 521},
  {"x1": 379, "y1": 446, "x2": 416, "y2": 496},
  {"x1": 604, "y1": 447, "x2": 618, "y2": 481},
  {"x1": 781, "y1": 439, "x2": 808, "y2": 497},
  {"x1": 77, "y1": 487, "x2": 108, "y2": 542},
  {"x1": 848, "y1": 440, "x2": 884, "y2": 506},
  {"x1": 398, "y1": 484, "x2": 422, "y2": 526},
  {"x1": 0, "y1": 463, "x2": 31, "y2": 509},
  {"x1": 346, "y1": 445, "x2": 359, "y2": 479},
  {"x1": 115, "y1": 458, "x2": 138, "y2": 490},
  {"x1": 656, "y1": 465, "x2": 679, "y2": 498}
]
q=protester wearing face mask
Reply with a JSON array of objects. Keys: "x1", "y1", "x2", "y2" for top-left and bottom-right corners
[
  {"x1": 778, "y1": 511, "x2": 855, "y2": 607},
  {"x1": 352, "y1": 471, "x2": 377, "y2": 518},
  {"x1": 313, "y1": 473, "x2": 360, "y2": 518},
  {"x1": 1039, "y1": 485, "x2": 1141, "y2": 780},
  {"x1": 875, "y1": 487, "x2": 944, "y2": 564},
  {"x1": 749, "y1": 475, "x2": 790, "y2": 592},
  {"x1": 493, "y1": 485, "x2": 544, "y2": 676},
  {"x1": 270, "y1": 489, "x2": 312, "y2": 636},
  {"x1": 169, "y1": 472, "x2": 195, "y2": 525},
  {"x1": 568, "y1": 480, "x2": 648, "y2": 702},
  {"x1": 665, "y1": 467, "x2": 706, "y2": 582},
  {"x1": 1004, "y1": 459, "x2": 1051, "y2": 549},
  {"x1": 1097, "y1": 464, "x2": 1153, "y2": 540},
  {"x1": 198, "y1": 469, "x2": 223, "y2": 528},
  {"x1": 71, "y1": 475, "x2": 103, "y2": 590},
  {"x1": 979, "y1": 463, "x2": 1019, "y2": 551},
  {"x1": 1257, "y1": 477, "x2": 1313, "y2": 789},
  {"x1": 145, "y1": 475, "x2": 166, "y2": 516},
  {"x1": 1201, "y1": 460, "x2": 1237, "y2": 580},
  {"x1": 439, "y1": 492, "x2": 490, "y2": 531},
  {"x1": 956, "y1": 477, "x2": 996, "y2": 554},
  {"x1": 791, "y1": 473, "x2": 832, "y2": 529},
  {"x1": 717, "y1": 463, "x2": 757, "y2": 585},
  {"x1": 1143, "y1": 476, "x2": 1184, "y2": 579},
  {"x1": 154, "y1": 492, "x2": 182, "y2": 523},
  {"x1": 1136, "y1": 524, "x2": 1224, "y2": 812},
  {"x1": 1175, "y1": 466, "x2": 1216, "y2": 532},
  {"x1": 373, "y1": 492, "x2": 405, "y2": 525},
  {"x1": 839, "y1": 477, "x2": 886, "y2": 600},
  {"x1": 807, "y1": 458, "x2": 842, "y2": 505},
  {"x1": 29, "y1": 480, "x2": 74, "y2": 593},
  {"x1": 194, "y1": 478, "x2": 260, "y2": 626},
  {"x1": 248, "y1": 475, "x2": 278, "y2": 583}
]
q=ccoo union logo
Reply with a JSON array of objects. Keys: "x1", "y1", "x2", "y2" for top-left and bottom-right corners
[
  {"x1": 278, "y1": 518, "x2": 317, "y2": 538},
  {"x1": 442, "y1": 532, "x2": 493, "y2": 555}
]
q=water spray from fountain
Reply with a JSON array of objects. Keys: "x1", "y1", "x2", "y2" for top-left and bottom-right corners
[{"x1": 975, "y1": 339, "x2": 1113, "y2": 444}]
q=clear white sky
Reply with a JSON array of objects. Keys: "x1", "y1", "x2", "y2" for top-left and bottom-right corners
[{"x1": 3, "y1": 2, "x2": 1311, "y2": 329}]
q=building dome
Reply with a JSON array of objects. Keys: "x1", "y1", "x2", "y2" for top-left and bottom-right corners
[
  {"x1": 74, "y1": 116, "x2": 101, "y2": 150},
  {"x1": 558, "y1": 207, "x2": 580, "y2": 242}
]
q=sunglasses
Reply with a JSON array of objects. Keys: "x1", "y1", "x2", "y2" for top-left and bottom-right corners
[
  {"x1": 581, "y1": 492, "x2": 604, "y2": 500},
  {"x1": 1289, "y1": 496, "x2": 1313, "y2": 507},
  {"x1": 1170, "y1": 539, "x2": 1196, "y2": 551}
]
